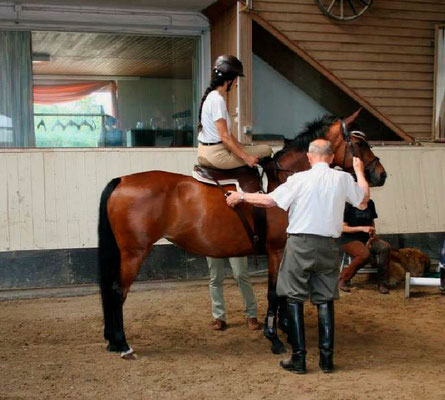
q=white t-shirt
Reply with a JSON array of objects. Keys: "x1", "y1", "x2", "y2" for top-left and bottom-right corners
[
  {"x1": 269, "y1": 162, "x2": 365, "y2": 238},
  {"x1": 198, "y1": 90, "x2": 231, "y2": 143}
]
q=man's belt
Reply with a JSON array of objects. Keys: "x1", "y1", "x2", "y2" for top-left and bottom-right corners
[
  {"x1": 288, "y1": 233, "x2": 335, "y2": 239},
  {"x1": 199, "y1": 141, "x2": 222, "y2": 146}
]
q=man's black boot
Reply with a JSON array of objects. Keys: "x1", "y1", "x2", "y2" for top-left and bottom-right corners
[
  {"x1": 280, "y1": 301, "x2": 306, "y2": 374},
  {"x1": 318, "y1": 301, "x2": 335, "y2": 373}
]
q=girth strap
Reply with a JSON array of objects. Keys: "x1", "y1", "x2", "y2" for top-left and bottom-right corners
[{"x1": 212, "y1": 180, "x2": 266, "y2": 265}]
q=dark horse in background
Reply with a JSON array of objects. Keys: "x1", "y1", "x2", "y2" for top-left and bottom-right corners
[{"x1": 98, "y1": 110, "x2": 386, "y2": 358}]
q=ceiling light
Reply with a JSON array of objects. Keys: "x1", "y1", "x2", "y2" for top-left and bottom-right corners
[{"x1": 32, "y1": 53, "x2": 51, "y2": 63}]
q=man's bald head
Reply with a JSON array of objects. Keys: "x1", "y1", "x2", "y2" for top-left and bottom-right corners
[
  {"x1": 307, "y1": 139, "x2": 334, "y2": 166},
  {"x1": 308, "y1": 139, "x2": 333, "y2": 156}
]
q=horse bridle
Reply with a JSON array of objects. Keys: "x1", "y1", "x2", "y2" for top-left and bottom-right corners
[
  {"x1": 264, "y1": 120, "x2": 381, "y2": 182},
  {"x1": 341, "y1": 120, "x2": 380, "y2": 176}
]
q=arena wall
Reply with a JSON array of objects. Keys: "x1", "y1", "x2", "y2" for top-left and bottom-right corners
[{"x1": 0, "y1": 146, "x2": 444, "y2": 288}]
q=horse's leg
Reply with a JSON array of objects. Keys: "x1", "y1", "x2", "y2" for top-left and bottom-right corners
[
  {"x1": 105, "y1": 247, "x2": 148, "y2": 359},
  {"x1": 263, "y1": 250, "x2": 286, "y2": 355}
]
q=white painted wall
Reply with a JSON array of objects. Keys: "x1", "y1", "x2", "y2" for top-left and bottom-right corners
[
  {"x1": 0, "y1": 148, "x2": 197, "y2": 251},
  {"x1": 0, "y1": 146, "x2": 444, "y2": 252},
  {"x1": 252, "y1": 54, "x2": 328, "y2": 139},
  {"x1": 369, "y1": 146, "x2": 445, "y2": 235},
  {"x1": 118, "y1": 79, "x2": 193, "y2": 131}
]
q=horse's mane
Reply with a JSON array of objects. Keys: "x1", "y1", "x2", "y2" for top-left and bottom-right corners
[{"x1": 273, "y1": 114, "x2": 339, "y2": 160}]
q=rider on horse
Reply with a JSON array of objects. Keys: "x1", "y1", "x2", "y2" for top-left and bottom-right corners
[
  {"x1": 197, "y1": 54, "x2": 272, "y2": 169},
  {"x1": 197, "y1": 55, "x2": 272, "y2": 332}
]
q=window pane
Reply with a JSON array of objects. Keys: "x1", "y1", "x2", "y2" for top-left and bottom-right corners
[{"x1": 32, "y1": 31, "x2": 199, "y2": 147}]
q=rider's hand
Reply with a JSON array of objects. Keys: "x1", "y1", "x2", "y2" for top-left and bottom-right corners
[
  {"x1": 352, "y1": 157, "x2": 365, "y2": 176},
  {"x1": 244, "y1": 155, "x2": 259, "y2": 168},
  {"x1": 226, "y1": 191, "x2": 243, "y2": 208}
]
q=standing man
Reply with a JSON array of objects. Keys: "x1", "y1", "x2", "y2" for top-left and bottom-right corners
[{"x1": 226, "y1": 139, "x2": 369, "y2": 374}]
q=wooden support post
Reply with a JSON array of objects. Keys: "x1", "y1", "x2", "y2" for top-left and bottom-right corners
[{"x1": 405, "y1": 272, "x2": 411, "y2": 298}]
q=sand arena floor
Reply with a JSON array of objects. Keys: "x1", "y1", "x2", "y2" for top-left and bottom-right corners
[{"x1": 0, "y1": 276, "x2": 444, "y2": 400}]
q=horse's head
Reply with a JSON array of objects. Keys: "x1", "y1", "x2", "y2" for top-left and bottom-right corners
[
  {"x1": 326, "y1": 109, "x2": 387, "y2": 187},
  {"x1": 265, "y1": 110, "x2": 387, "y2": 188}
]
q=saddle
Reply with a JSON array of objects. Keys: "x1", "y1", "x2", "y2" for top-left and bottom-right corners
[
  {"x1": 193, "y1": 164, "x2": 263, "y2": 193},
  {"x1": 193, "y1": 164, "x2": 267, "y2": 256}
]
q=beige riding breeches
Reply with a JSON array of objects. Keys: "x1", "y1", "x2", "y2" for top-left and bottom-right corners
[{"x1": 197, "y1": 142, "x2": 272, "y2": 169}]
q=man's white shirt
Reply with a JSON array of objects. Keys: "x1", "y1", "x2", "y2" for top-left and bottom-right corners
[{"x1": 269, "y1": 162, "x2": 365, "y2": 238}]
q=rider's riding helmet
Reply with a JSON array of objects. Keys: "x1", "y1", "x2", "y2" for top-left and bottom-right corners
[{"x1": 213, "y1": 55, "x2": 245, "y2": 79}]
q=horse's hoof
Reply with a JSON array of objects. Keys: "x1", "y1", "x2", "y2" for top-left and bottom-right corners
[
  {"x1": 120, "y1": 347, "x2": 136, "y2": 360},
  {"x1": 271, "y1": 342, "x2": 286, "y2": 355},
  {"x1": 106, "y1": 343, "x2": 122, "y2": 353}
]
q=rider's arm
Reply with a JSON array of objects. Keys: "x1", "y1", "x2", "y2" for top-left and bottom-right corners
[{"x1": 215, "y1": 119, "x2": 258, "y2": 167}]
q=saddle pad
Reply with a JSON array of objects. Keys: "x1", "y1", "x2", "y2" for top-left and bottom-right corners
[{"x1": 191, "y1": 170, "x2": 242, "y2": 192}]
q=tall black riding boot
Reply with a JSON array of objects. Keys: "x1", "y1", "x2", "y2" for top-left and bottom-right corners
[
  {"x1": 318, "y1": 301, "x2": 335, "y2": 373},
  {"x1": 280, "y1": 301, "x2": 306, "y2": 374}
]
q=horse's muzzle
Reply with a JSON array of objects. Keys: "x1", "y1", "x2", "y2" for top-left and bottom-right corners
[{"x1": 368, "y1": 170, "x2": 387, "y2": 187}]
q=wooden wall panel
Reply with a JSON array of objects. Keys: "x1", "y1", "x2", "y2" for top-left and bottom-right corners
[
  {"x1": 1, "y1": 146, "x2": 445, "y2": 252},
  {"x1": 0, "y1": 148, "x2": 197, "y2": 252},
  {"x1": 253, "y1": 0, "x2": 445, "y2": 140},
  {"x1": 369, "y1": 146, "x2": 445, "y2": 234},
  {"x1": 208, "y1": 4, "x2": 238, "y2": 136}
]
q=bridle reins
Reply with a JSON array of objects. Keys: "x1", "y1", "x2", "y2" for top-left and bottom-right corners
[{"x1": 341, "y1": 120, "x2": 380, "y2": 175}]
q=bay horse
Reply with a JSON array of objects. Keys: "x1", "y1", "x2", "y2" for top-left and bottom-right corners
[{"x1": 98, "y1": 110, "x2": 387, "y2": 358}]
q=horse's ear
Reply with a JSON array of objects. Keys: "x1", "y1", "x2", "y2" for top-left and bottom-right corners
[{"x1": 344, "y1": 108, "x2": 363, "y2": 127}]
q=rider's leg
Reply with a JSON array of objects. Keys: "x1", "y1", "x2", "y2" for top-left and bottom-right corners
[
  {"x1": 338, "y1": 241, "x2": 370, "y2": 292},
  {"x1": 207, "y1": 257, "x2": 227, "y2": 323},
  {"x1": 229, "y1": 257, "x2": 258, "y2": 322},
  {"x1": 198, "y1": 143, "x2": 272, "y2": 169}
]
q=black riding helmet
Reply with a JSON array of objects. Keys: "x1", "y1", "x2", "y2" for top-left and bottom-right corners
[{"x1": 213, "y1": 55, "x2": 245, "y2": 78}]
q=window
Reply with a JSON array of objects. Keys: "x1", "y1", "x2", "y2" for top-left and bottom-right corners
[
  {"x1": 31, "y1": 31, "x2": 199, "y2": 148},
  {"x1": 0, "y1": 29, "x2": 200, "y2": 148},
  {"x1": 34, "y1": 89, "x2": 113, "y2": 147}
]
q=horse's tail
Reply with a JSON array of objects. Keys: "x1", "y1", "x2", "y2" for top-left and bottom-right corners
[{"x1": 98, "y1": 178, "x2": 121, "y2": 333}]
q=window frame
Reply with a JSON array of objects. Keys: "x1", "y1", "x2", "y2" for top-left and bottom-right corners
[{"x1": 0, "y1": 3, "x2": 211, "y2": 148}]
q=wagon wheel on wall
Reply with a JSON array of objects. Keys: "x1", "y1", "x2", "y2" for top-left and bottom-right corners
[{"x1": 315, "y1": 0, "x2": 373, "y2": 21}]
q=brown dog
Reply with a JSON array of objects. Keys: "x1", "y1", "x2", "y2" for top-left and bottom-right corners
[{"x1": 388, "y1": 248, "x2": 431, "y2": 287}]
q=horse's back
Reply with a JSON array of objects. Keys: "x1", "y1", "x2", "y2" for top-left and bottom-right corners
[
  {"x1": 119, "y1": 170, "x2": 193, "y2": 187},
  {"x1": 108, "y1": 170, "x2": 209, "y2": 214}
]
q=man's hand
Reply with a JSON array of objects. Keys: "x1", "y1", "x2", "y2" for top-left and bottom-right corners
[
  {"x1": 353, "y1": 157, "x2": 365, "y2": 176},
  {"x1": 226, "y1": 191, "x2": 243, "y2": 208}
]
